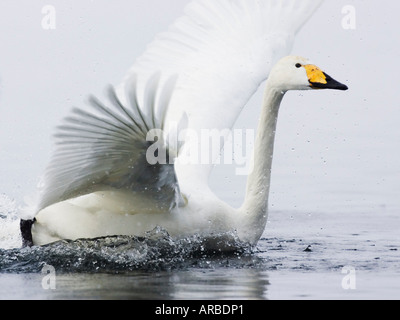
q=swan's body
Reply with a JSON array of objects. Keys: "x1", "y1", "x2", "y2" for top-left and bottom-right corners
[{"x1": 22, "y1": 0, "x2": 348, "y2": 247}]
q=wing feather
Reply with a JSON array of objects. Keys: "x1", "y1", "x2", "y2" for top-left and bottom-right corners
[
  {"x1": 120, "y1": 0, "x2": 324, "y2": 187},
  {"x1": 37, "y1": 75, "x2": 182, "y2": 213},
  {"x1": 36, "y1": 0, "x2": 323, "y2": 214}
]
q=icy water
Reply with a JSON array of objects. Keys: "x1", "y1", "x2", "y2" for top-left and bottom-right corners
[{"x1": 0, "y1": 193, "x2": 399, "y2": 300}]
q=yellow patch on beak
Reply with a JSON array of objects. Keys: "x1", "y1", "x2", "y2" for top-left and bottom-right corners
[{"x1": 304, "y1": 65, "x2": 327, "y2": 85}]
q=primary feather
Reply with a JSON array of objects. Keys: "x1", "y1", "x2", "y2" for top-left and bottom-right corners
[{"x1": 38, "y1": 74, "x2": 183, "y2": 213}]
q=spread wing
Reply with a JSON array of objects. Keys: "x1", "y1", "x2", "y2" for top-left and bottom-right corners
[
  {"x1": 37, "y1": 74, "x2": 185, "y2": 213},
  {"x1": 120, "y1": 0, "x2": 324, "y2": 187},
  {"x1": 36, "y1": 0, "x2": 324, "y2": 213}
]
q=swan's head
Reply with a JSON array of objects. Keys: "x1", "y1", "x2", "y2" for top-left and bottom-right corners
[{"x1": 268, "y1": 56, "x2": 348, "y2": 92}]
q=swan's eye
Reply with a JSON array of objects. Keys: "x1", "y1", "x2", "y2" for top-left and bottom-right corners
[{"x1": 295, "y1": 63, "x2": 302, "y2": 68}]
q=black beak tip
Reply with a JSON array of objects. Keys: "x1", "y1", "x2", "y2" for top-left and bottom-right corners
[
  {"x1": 310, "y1": 73, "x2": 348, "y2": 91},
  {"x1": 337, "y1": 83, "x2": 348, "y2": 91},
  {"x1": 324, "y1": 72, "x2": 348, "y2": 91}
]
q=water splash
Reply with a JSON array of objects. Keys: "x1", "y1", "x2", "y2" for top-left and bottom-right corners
[
  {"x1": 0, "y1": 194, "x2": 261, "y2": 273},
  {"x1": 0, "y1": 227, "x2": 260, "y2": 273},
  {"x1": 0, "y1": 194, "x2": 22, "y2": 249}
]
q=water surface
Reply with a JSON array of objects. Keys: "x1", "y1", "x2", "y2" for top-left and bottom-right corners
[{"x1": 1, "y1": 202, "x2": 399, "y2": 300}]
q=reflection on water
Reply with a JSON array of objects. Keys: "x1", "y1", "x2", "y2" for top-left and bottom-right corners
[
  {"x1": 167, "y1": 269, "x2": 269, "y2": 300},
  {"x1": 0, "y1": 269, "x2": 269, "y2": 300}
]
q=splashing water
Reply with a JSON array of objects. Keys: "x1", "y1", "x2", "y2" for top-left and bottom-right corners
[
  {"x1": 0, "y1": 227, "x2": 258, "y2": 273},
  {"x1": 0, "y1": 195, "x2": 258, "y2": 273},
  {"x1": 0, "y1": 194, "x2": 22, "y2": 250}
]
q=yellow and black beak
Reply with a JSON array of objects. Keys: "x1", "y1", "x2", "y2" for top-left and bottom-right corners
[{"x1": 304, "y1": 65, "x2": 348, "y2": 91}]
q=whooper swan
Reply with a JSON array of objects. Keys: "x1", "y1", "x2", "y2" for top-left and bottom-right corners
[{"x1": 19, "y1": 0, "x2": 348, "y2": 247}]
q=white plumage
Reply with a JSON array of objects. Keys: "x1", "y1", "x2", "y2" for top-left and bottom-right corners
[{"x1": 29, "y1": 0, "x2": 331, "y2": 246}]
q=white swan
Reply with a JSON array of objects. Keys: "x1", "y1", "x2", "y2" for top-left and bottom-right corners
[
  {"x1": 28, "y1": 55, "x2": 347, "y2": 246},
  {"x1": 21, "y1": 0, "x2": 350, "y2": 247}
]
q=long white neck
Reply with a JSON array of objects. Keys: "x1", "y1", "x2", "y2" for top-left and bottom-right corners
[{"x1": 238, "y1": 81, "x2": 285, "y2": 244}]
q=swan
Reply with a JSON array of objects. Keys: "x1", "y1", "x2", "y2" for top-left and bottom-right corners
[
  {"x1": 19, "y1": 0, "x2": 349, "y2": 247},
  {"x1": 25, "y1": 55, "x2": 347, "y2": 247}
]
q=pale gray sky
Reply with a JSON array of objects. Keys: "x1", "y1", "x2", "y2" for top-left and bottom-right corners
[{"x1": 0, "y1": 1, "x2": 399, "y2": 215}]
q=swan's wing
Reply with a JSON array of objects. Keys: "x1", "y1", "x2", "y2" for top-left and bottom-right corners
[
  {"x1": 121, "y1": 0, "x2": 324, "y2": 187},
  {"x1": 36, "y1": 0, "x2": 323, "y2": 212},
  {"x1": 37, "y1": 74, "x2": 184, "y2": 213}
]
